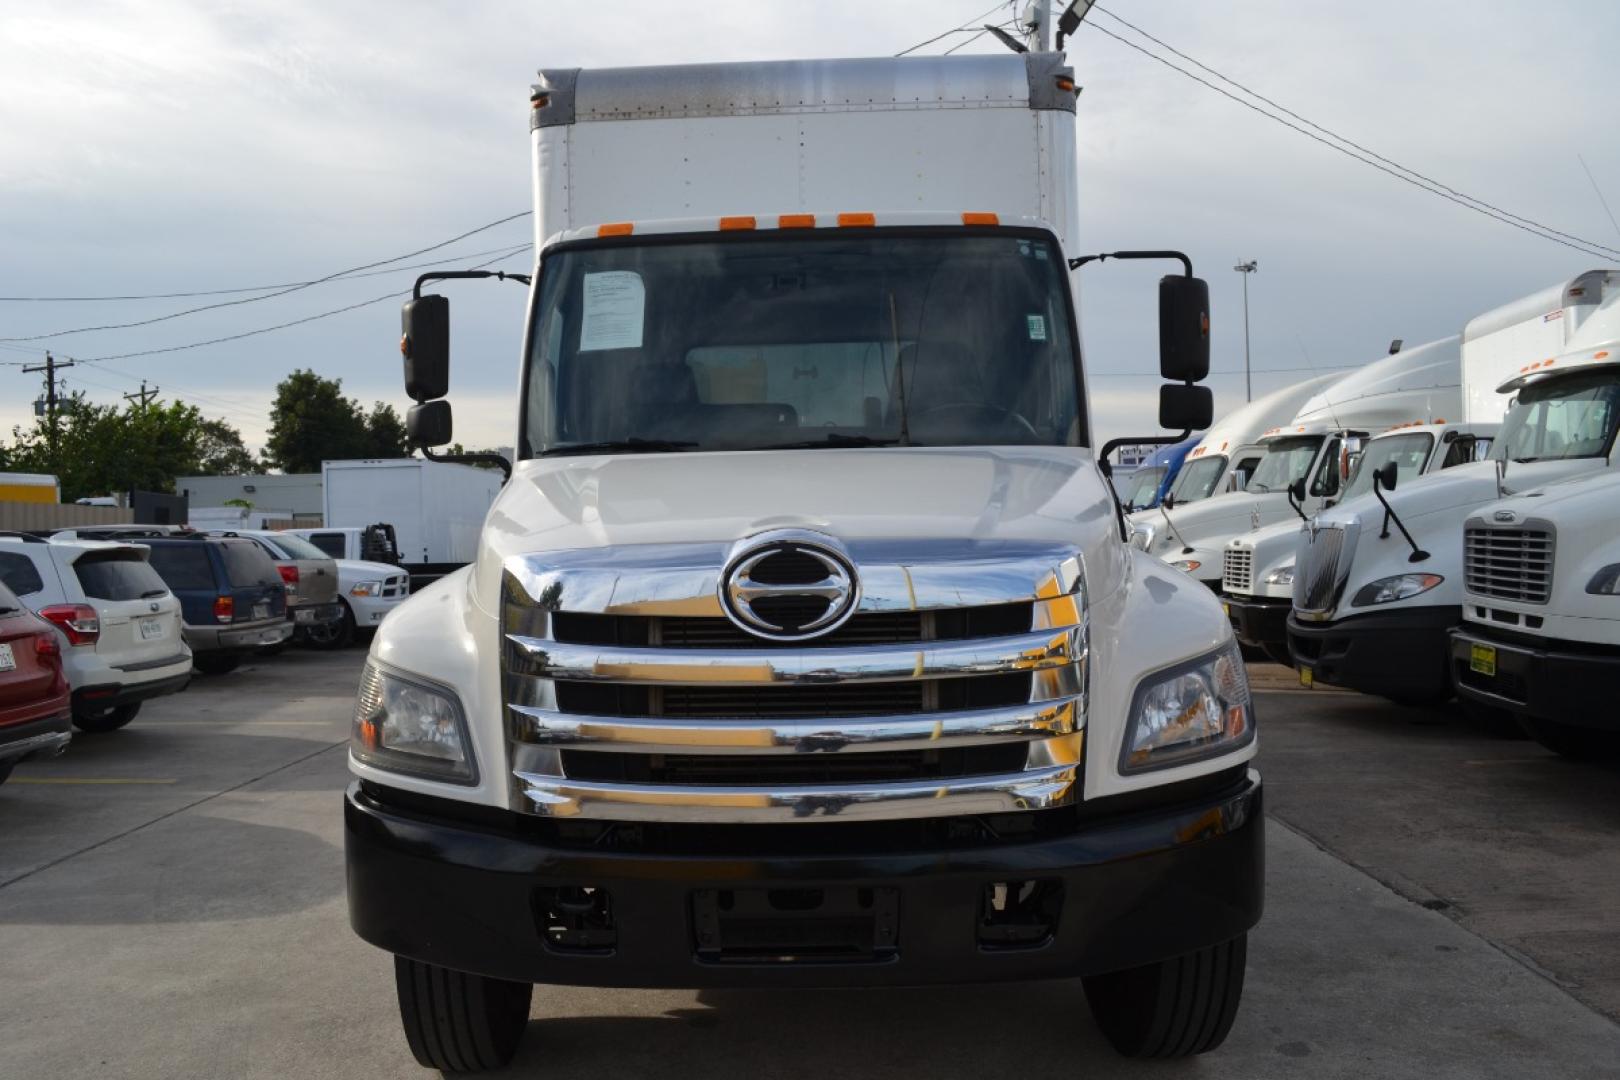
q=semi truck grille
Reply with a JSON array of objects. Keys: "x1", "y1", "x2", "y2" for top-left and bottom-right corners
[
  {"x1": 1465, "y1": 525, "x2": 1554, "y2": 604},
  {"x1": 1294, "y1": 526, "x2": 1347, "y2": 614},
  {"x1": 1223, "y1": 548, "x2": 1253, "y2": 594},
  {"x1": 500, "y1": 544, "x2": 1088, "y2": 825}
]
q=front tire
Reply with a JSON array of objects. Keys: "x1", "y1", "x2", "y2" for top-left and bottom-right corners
[
  {"x1": 394, "y1": 956, "x2": 532, "y2": 1073},
  {"x1": 73, "y1": 703, "x2": 141, "y2": 733},
  {"x1": 1083, "y1": 934, "x2": 1247, "y2": 1058},
  {"x1": 300, "y1": 605, "x2": 354, "y2": 650},
  {"x1": 0, "y1": 761, "x2": 13, "y2": 785}
]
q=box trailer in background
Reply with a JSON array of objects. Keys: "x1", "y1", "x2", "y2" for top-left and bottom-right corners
[
  {"x1": 321, "y1": 459, "x2": 503, "y2": 589},
  {"x1": 0, "y1": 473, "x2": 60, "y2": 504}
]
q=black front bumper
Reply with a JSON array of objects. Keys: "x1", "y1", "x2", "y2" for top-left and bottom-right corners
[
  {"x1": 346, "y1": 770, "x2": 1264, "y2": 989},
  {"x1": 72, "y1": 671, "x2": 191, "y2": 711},
  {"x1": 1287, "y1": 607, "x2": 1459, "y2": 701},
  {"x1": 1450, "y1": 625, "x2": 1620, "y2": 728},
  {"x1": 1224, "y1": 596, "x2": 1291, "y2": 657}
]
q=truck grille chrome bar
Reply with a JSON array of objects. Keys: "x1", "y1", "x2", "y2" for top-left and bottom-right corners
[
  {"x1": 1222, "y1": 547, "x2": 1253, "y2": 594},
  {"x1": 1464, "y1": 523, "x2": 1554, "y2": 604},
  {"x1": 1292, "y1": 524, "x2": 1352, "y2": 619}
]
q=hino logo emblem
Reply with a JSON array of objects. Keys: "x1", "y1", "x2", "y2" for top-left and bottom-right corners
[
  {"x1": 1494, "y1": 510, "x2": 1516, "y2": 523},
  {"x1": 719, "y1": 531, "x2": 859, "y2": 641}
]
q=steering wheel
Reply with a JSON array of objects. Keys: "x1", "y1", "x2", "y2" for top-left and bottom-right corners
[{"x1": 911, "y1": 402, "x2": 1041, "y2": 442}]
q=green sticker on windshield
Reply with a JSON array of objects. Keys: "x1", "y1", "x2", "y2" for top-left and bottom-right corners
[{"x1": 1027, "y1": 314, "x2": 1047, "y2": 341}]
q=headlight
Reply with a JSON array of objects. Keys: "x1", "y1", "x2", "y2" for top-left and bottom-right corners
[
  {"x1": 1170, "y1": 559, "x2": 1203, "y2": 573},
  {"x1": 1351, "y1": 573, "x2": 1443, "y2": 607},
  {"x1": 351, "y1": 662, "x2": 476, "y2": 783},
  {"x1": 1122, "y1": 643, "x2": 1253, "y2": 773},
  {"x1": 350, "y1": 580, "x2": 383, "y2": 597},
  {"x1": 1264, "y1": 565, "x2": 1295, "y2": 586},
  {"x1": 1587, "y1": 564, "x2": 1620, "y2": 595}
]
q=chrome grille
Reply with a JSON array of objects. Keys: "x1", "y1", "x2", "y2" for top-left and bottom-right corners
[
  {"x1": 499, "y1": 542, "x2": 1088, "y2": 824},
  {"x1": 1223, "y1": 547, "x2": 1253, "y2": 594},
  {"x1": 1294, "y1": 526, "x2": 1346, "y2": 614},
  {"x1": 1465, "y1": 525, "x2": 1554, "y2": 604},
  {"x1": 381, "y1": 574, "x2": 410, "y2": 598}
]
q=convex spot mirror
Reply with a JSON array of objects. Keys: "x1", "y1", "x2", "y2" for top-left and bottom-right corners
[
  {"x1": 1159, "y1": 383, "x2": 1213, "y2": 430},
  {"x1": 402, "y1": 295, "x2": 450, "y2": 402},
  {"x1": 1159, "y1": 275, "x2": 1211, "y2": 382},
  {"x1": 1288, "y1": 478, "x2": 1307, "y2": 503},
  {"x1": 407, "y1": 400, "x2": 452, "y2": 448},
  {"x1": 1375, "y1": 461, "x2": 1399, "y2": 492}
]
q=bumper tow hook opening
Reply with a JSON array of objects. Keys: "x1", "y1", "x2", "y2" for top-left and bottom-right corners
[{"x1": 978, "y1": 879, "x2": 1063, "y2": 950}]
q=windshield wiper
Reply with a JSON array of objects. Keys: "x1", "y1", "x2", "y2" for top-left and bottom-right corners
[
  {"x1": 754, "y1": 434, "x2": 903, "y2": 450},
  {"x1": 538, "y1": 439, "x2": 699, "y2": 457},
  {"x1": 141, "y1": 589, "x2": 167, "y2": 599},
  {"x1": 1248, "y1": 482, "x2": 1271, "y2": 493}
]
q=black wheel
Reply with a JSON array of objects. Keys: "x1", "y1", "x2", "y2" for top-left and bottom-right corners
[
  {"x1": 193, "y1": 652, "x2": 242, "y2": 676},
  {"x1": 0, "y1": 761, "x2": 13, "y2": 786},
  {"x1": 72, "y1": 703, "x2": 141, "y2": 733},
  {"x1": 300, "y1": 606, "x2": 354, "y2": 650},
  {"x1": 1459, "y1": 700, "x2": 1527, "y2": 739},
  {"x1": 394, "y1": 956, "x2": 532, "y2": 1072},
  {"x1": 1261, "y1": 644, "x2": 1295, "y2": 669},
  {"x1": 1083, "y1": 934, "x2": 1247, "y2": 1058},
  {"x1": 1521, "y1": 718, "x2": 1620, "y2": 760}
]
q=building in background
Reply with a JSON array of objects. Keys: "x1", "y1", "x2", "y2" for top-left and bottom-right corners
[{"x1": 177, "y1": 473, "x2": 323, "y2": 522}]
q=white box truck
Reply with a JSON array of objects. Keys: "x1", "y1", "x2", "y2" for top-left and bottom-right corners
[
  {"x1": 1450, "y1": 469, "x2": 1620, "y2": 757},
  {"x1": 1288, "y1": 271, "x2": 1619, "y2": 705},
  {"x1": 320, "y1": 458, "x2": 502, "y2": 588},
  {"x1": 345, "y1": 53, "x2": 1262, "y2": 1070},
  {"x1": 1132, "y1": 335, "x2": 1463, "y2": 589}
]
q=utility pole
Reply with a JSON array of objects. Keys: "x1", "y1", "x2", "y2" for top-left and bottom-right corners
[
  {"x1": 123, "y1": 381, "x2": 160, "y2": 410},
  {"x1": 1028, "y1": 0, "x2": 1053, "y2": 50},
  {"x1": 1233, "y1": 260, "x2": 1258, "y2": 403},
  {"x1": 23, "y1": 350, "x2": 75, "y2": 467}
]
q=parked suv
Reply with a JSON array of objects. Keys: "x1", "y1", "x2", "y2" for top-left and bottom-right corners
[
  {"x1": 0, "y1": 579, "x2": 71, "y2": 782},
  {"x1": 137, "y1": 534, "x2": 290, "y2": 675},
  {"x1": 219, "y1": 530, "x2": 345, "y2": 643},
  {"x1": 0, "y1": 533, "x2": 191, "y2": 732}
]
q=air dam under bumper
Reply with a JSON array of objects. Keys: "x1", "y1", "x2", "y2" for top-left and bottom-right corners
[
  {"x1": 1450, "y1": 626, "x2": 1620, "y2": 728},
  {"x1": 1224, "y1": 596, "x2": 1291, "y2": 658},
  {"x1": 346, "y1": 770, "x2": 1263, "y2": 989},
  {"x1": 1287, "y1": 606, "x2": 1460, "y2": 702}
]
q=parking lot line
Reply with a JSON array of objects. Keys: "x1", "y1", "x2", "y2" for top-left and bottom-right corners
[{"x1": 10, "y1": 778, "x2": 179, "y2": 785}]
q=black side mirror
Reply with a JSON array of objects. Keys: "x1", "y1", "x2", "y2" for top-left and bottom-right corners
[
  {"x1": 1159, "y1": 384, "x2": 1213, "y2": 430},
  {"x1": 1159, "y1": 275, "x2": 1211, "y2": 382},
  {"x1": 407, "y1": 400, "x2": 452, "y2": 448},
  {"x1": 1376, "y1": 461, "x2": 1398, "y2": 492},
  {"x1": 1288, "y1": 478, "x2": 1307, "y2": 503},
  {"x1": 402, "y1": 295, "x2": 450, "y2": 401}
]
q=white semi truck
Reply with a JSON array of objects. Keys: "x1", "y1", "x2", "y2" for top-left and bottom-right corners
[
  {"x1": 1450, "y1": 469, "x2": 1620, "y2": 758},
  {"x1": 1131, "y1": 335, "x2": 1463, "y2": 589},
  {"x1": 1219, "y1": 419, "x2": 1496, "y2": 665},
  {"x1": 1288, "y1": 271, "x2": 1619, "y2": 705},
  {"x1": 344, "y1": 53, "x2": 1263, "y2": 1070}
]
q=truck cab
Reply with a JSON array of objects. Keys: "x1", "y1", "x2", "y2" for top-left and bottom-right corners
[
  {"x1": 1119, "y1": 433, "x2": 1200, "y2": 512},
  {"x1": 1222, "y1": 420, "x2": 1496, "y2": 664},
  {"x1": 1449, "y1": 469, "x2": 1620, "y2": 757},
  {"x1": 344, "y1": 53, "x2": 1261, "y2": 1071},
  {"x1": 1288, "y1": 273, "x2": 1619, "y2": 705}
]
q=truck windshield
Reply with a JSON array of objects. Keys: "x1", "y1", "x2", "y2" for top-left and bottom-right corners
[
  {"x1": 1166, "y1": 454, "x2": 1226, "y2": 503},
  {"x1": 1244, "y1": 436, "x2": 1324, "y2": 493},
  {"x1": 521, "y1": 231, "x2": 1083, "y2": 456},
  {"x1": 1121, "y1": 467, "x2": 1166, "y2": 510},
  {"x1": 1341, "y1": 432, "x2": 1435, "y2": 501},
  {"x1": 1494, "y1": 369, "x2": 1620, "y2": 463}
]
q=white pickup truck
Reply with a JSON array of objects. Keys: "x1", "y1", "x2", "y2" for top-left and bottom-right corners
[{"x1": 342, "y1": 53, "x2": 1262, "y2": 1071}]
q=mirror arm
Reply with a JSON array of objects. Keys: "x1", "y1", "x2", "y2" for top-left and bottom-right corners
[
  {"x1": 420, "y1": 446, "x2": 513, "y2": 482},
  {"x1": 1285, "y1": 484, "x2": 1309, "y2": 522},
  {"x1": 1068, "y1": 249, "x2": 1193, "y2": 276},
  {"x1": 413, "y1": 269, "x2": 531, "y2": 300},
  {"x1": 1373, "y1": 475, "x2": 1428, "y2": 562},
  {"x1": 1097, "y1": 432, "x2": 1189, "y2": 479}
]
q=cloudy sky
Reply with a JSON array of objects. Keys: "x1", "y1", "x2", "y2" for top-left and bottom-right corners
[{"x1": 3, "y1": 0, "x2": 1618, "y2": 459}]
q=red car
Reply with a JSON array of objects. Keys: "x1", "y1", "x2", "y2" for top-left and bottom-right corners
[{"x1": 0, "y1": 579, "x2": 72, "y2": 785}]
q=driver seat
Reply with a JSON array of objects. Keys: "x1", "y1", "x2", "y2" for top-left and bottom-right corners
[{"x1": 890, "y1": 341, "x2": 990, "y2": 425}]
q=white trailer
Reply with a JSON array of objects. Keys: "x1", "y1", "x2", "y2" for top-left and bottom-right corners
[
  {"x1": 1289, "y1": 271, "x2": 1620, "y2": 705},
  {"x1": 320, "y1": 458, "x2": 502, "y2": 585},
  {"x1": 1133, "y1": 336, "x2": 1464, "y2": 588}
]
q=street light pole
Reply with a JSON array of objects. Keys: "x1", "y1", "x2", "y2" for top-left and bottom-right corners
[{"x1": 1233, "y1": 260, "x2": 1258, "y2": 403}]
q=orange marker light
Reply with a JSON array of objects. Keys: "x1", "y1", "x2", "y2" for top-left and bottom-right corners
[
  {"x1": 837, "y1": 212, "x2": 876, "y2": 227},
  {"x1": 961, "y1": 212, "x2": 999, "y2": 226},
  {"x1": 531, "y1": 94, "x2": 550, "y2": 110},
  {"x1": 719, "y1": 215, "x2": 756, "y2": 231},
  {"x1": 399, "y1": 334, "x2": 409, "y2": 358},
  {"x1": 597, "y1": 222, "x2": 634, "y2": 237},
  {"x1": 1597, "y1": 350, "x2": 1611, "y2": 360},
  {"x1": 1055, "y1": 76, "x2": 1076, "y2": 92},
  {"x1": 778, "y1": 213, "x2": 816, "y2": 229}
]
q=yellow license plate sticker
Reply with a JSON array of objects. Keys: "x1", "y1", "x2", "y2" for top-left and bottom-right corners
[
  {"x1": 1222, "y1": 602, "x2": 1230, "y2": 616},
  {"x1": 1299, "y1": 667, "x2": 1314, "y2": 688},
  {"x1": 1470, "y1": 643, "x2": 1497, "y2": 677}
]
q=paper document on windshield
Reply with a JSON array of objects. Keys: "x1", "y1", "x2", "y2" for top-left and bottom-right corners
[{"x1": 579, "y1": 271, "x2": 645, "y2": 351}]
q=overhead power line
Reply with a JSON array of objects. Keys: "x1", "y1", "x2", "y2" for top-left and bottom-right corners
[
  {"x1": 1084, "y1": 9, "x2": 1620, "y2": 263},
  {"x1": 895, "y1": 2, "x2": 1014, "y2": 57},
  {"x1": 0, "y1": 211, "x2": 533, "y2": 343}
]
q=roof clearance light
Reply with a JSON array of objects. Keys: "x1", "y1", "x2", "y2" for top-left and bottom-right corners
[
  {"x1": 719, "y1": 216, "x2": 757, "y2": 231},
  {"x1": 531, "y1": 94, "x2": 550, "y2": 110},
  {"x1": 961, "y1": 212, "x2": 999, "y2": 226},
  {"x1": 777, "y1": 214, "x2": 817, "y2": 229},
  {"x1": 597, "y1": 222, "x2": 634, "y2": 237},
  {"x1": 837, "y1": 212, "x2": 876, "y2": 228}
]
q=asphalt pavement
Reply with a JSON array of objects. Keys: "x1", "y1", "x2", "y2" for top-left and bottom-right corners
[{"x1": 2, "y1": 651, "x2": 1617, "y2": 1078}]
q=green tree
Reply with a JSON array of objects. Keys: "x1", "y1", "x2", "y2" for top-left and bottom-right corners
[
  {"x1": 262, "y1": 370, "x2": 411, "y2": 472},
  {"x1": 194, "y1": 417, "x2": 257, "y2": 476},
  {"x1": 365, "y1": 401, "x2": 410, "y2": 458}
]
